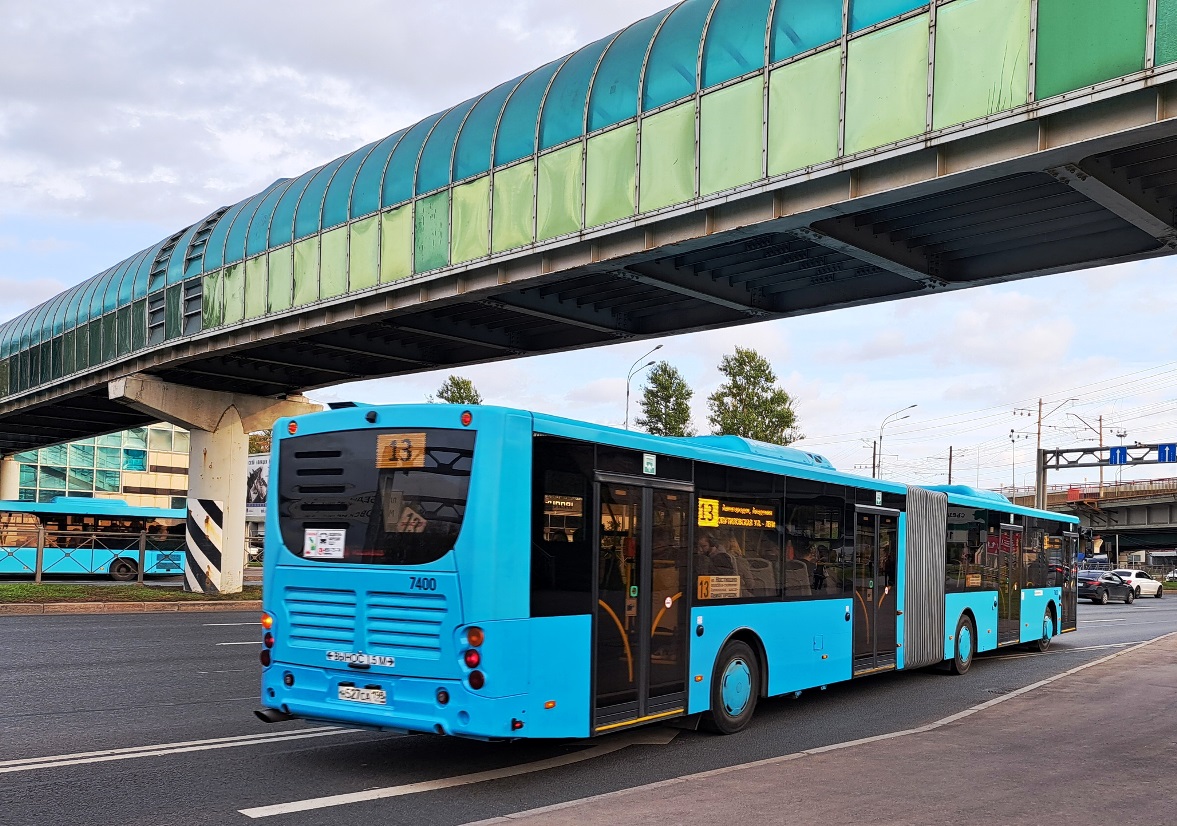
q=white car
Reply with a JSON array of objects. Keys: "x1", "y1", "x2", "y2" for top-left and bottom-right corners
[{"x1": 1111, "y1": 569, "x2": 1165, "y2": 598}]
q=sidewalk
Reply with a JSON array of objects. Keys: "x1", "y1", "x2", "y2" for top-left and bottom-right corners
[{"x1": 479, "y1": 633, "x2": 1177, "y2": 826}]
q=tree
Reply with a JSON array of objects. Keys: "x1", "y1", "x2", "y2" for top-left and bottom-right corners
[
  {"x1": 428, "y1": 375, "x2": 483, "y2": 405},
  {"x1": 248, "y1": 430, "x2": 272, "y2": 454},
  {"x1": 635, "y1": 361, "x2": 695, "y2": 436},
  {"x1": 706, "y1": 347, "x2": 802, "y2": 445}
]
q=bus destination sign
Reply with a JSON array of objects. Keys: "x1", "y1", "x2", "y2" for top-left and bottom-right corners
[{"x1": 697, "y1": 498, "x2": 778, "y2": 529}]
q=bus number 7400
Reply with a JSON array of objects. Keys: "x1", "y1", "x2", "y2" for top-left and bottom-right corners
[{"x1": 409, "y1": 576, "x2": 438, "y2": 591}]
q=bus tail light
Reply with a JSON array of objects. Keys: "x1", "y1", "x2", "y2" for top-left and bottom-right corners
[
  {"x1": 261, "y1": 612, "x2": 274, "y2": 630},
  {"x1": 468, "y1": 671, "x2": 485, "y2": 690},
  {"x1": 260, "y1": 650, "x2": 271, "y2": 667},
  {"x1": 264, "y1": 632, "x2": 274, "y2": 648},
  {"x1": 461, "y1": 410, "x2": 473, "y2": 427},
  {"x1": 464, "y1": 649, "x2": 481, "y2": 668},
  {"x1": 466, "y1": 627, "x2": 484, "y2": 647}
]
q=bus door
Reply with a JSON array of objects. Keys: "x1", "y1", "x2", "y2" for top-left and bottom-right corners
[
  {"x1": 1061, "y1": 532, "x2": 1078, "y2": 632},
  {"x1": 852, "y1": 507, "x2": 899, "y2": 675},
  {"x1": 593, "y1": 476, "x2": 690, "y2": 732},
  {"x1": 997, "y1": 525, "x2": 1023, "y2": 644}
]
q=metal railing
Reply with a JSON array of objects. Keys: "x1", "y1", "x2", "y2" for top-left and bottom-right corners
[{"x1": 0, "y1": 529, "x2": 183, "y2": 584}]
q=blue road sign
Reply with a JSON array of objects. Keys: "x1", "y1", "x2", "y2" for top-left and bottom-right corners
[
  {"x1": 1159, "y1": 443, "x2": 1177, "y2": 463},
  {"x1": 1109, "y1": 446, "x2": 1129, "y2": 465}
]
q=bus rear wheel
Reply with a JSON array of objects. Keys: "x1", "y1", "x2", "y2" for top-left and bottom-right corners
[
  {"x1": 701, "y1": 640, "x2": 759, "y2": 735},
  {"x1": 1034, "y1": 608, "x2": 1054, "y2": 653},
  {"x1": 949, "y1": 615, "x2": 975, "y2": 675},
  {"x1": 109, "y1": 558, "x2": 137, "y2": 582}
]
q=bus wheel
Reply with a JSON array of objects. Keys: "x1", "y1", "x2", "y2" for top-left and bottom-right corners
[
  {"x1": 109, "y1": 558, "x2": 137, "y2": 582},
  {"x1": 949, "y1": 615, "x2": 975, "y2": 675},
  {"x1": 702, "y1": 640, "x2": 759, "y2": 735},
  {"x1": 1034, "y1": 609, "x2": 1053, "y2": 653}
]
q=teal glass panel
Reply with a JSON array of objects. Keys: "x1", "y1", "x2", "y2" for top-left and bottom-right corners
[
  {"x1": 414, "y1": 191, "x2": 450, "y2": 272},
  {"x1": 95, "y1": 470, "x2": 120, "y2": 493},
  {"x1": 14, "y1": 450, "x2": 37, "y2": 463},
  {"x1": 164, "y1": 284, "x2": 182, "y2": 339},
  {"x1": 69, "y1": 443, "x2": 95, "y2": 468},
  {"x1": 18, "y1": 488, "x2": 35, "y2": 502},
  {"x1": 19, "y1": 465, "x2": 37, "y2": 488},
  {"x1": 770, "y1": 0, "x2": 842, "y2": 62},
  {"x1": 294, "y1": 156, "x2": 347, "y2": 240},
  {"x1": 350, "y1": 129, "x2": 408, "y2": 219},
  {"x1": 589, "y1": 9, "x2": 672, "y2": 129},
  {"x1": 87, "y1": 319, "x2": 101, "y2": 366},
  {"x1": 269, "y1": 167, "x2": 318, "y2": 248},
  {"x1": 381, "y1": 206, "x2": 413, "y2": 283},
  {"x1": 104, "y1": 260, "x2": 134, "y2": 311},
  {"x1": 43, "y1": 443, "x2": 67, "y2": 466},
  {"x1": 850, "y1": 0, "x2": 928, "y2": 32},
  {"x1": 202, "y1": 199, "x2": 247, "y2": 271},
  {"x1": 164, "y1": 219, "x2": 202, "y2": 286},
  {"x1": 64, "y1": 285, "x2": 87, "y2": 330},
  {"x1": 62, "y1": 329, "x2": 76, "y2": 374},
  {"x1": 1159, "y1": 0, "x2": 1177, "y2": 66},
  {"x1": 495, "y1": 59, "x2": 566, "y2": 166},
  {"x1": 700, "y1": 78, "x2": 762, "y2": 194},
  {"x1": 640, "y1": 101, "x2": 696, "y2": 211},
  {"x1": 383, "y1": 112, "x2": 445, "y2": 208},
  {"x1": 97, "y1": 446, "x2": 122, "y2": 469},
  {"x1": 350, "y1": 216, "x2": 379, "y2": 291},
  {"x1": 492, "y1": 161, "x2": 536, "y2": 252},
  {"x1": 451, "y1": 176, "x2": 491, "y2": 264},
  {"x1": 116, "y1": 305, "x2": 131, "y2": 355},
  {"x1": 932, "y1": 0, "x2": 1030, "y2": 130},
  {"x1": 454, "y1": 76, "x2": 522, "y2": 180},
  {"x1": 244, "y1": 256, "x2": 268, "y2": 318},
  {"x1": 117, "y1": 250, "x2": 150, "y2": 306},
  {"x1": 642, "y1": 0, "x2": 712, "y2": 111},
  {"x1": 417, "y1": 98, "x2": 479, "y2": 195},
  {"x1": 844, "y1": 14, "x2": 929, "y2": 155},
  {"x1": 319, "y1": 227, "x2": 348, "y2": 299},
  {"x1": 45, "y1": 295, "x2": 66, "y2": 337},
  {"x1": 585, "y1": 123, "x2": 638, "y2": 227},
  {"x1": 245, "y1": 178, "x2": 297, "y2": 257},
  {"x1": 125, "y1": 427, "x2": 147, "y2": 450},
  {"x1": 1036, "y1": 0, "x2": 1146, "y2": 99},
  {"x1": 703, "y1": 0, "x2": 772, "y2": 88},
  {"x1": 67, "y1": 467, "x2": 94, "y2": 492},
  {"x1": 322, "y1": 140, "x2": 377, "y2": 230},
  {"x1": 223, "y1": 263, "x2": 245, "y2": 325},
  {"x1": 130, "y1": 299, "x2": 146, "y2": 350},
  {"x1": 97, "y1": 433, "x2": 121, "y2": 447},
  {"x1": 100, "y1": 314, "x2": 116, "y2": 361},
  {"x1": 128, "y1": 247, "x2": 156, "y2": 303},
  {"x1": 76, "y1": 278, "x2": 103, "y2": 324},
  {"x1": 122, "y1": 448, "x2": 147, "y2": 471},
  {"x1": 540, "y1": 37, "x2": 613, "y2": 149},
  {"x1": 268, "y1": 246, "x2": 293, "y2": 312},
  {"x1": 292, "y1": 237, "x2": 320, "y2": 307},
  {"x1": 100, "y1": 266, "x2": 123, "y2": 312}
]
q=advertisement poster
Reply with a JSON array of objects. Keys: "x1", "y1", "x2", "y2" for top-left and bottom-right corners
[{"x1": 246, "y1": 454, "x2": 269, "y2": 520}]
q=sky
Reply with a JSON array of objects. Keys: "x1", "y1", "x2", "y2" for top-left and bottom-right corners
[{"x1": 2, "y1": 0, "x2": 1177, "y2": 494}]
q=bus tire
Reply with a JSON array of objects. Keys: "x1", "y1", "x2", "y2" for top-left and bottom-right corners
[
  {"x1": 1034, "y1": 608, "x2": 1053, "y2": 653},
  {"x1": 949, "y1": 615, "x2": 975, "y2": 675},
  {"x1": 109, "y1": 558, "x2": 137, "y2": 582},
  {"x1": 701, "y1": 640, "x2": 759, "y2": 735}
]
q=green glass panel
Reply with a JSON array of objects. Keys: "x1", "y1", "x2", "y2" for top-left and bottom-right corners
[
  {"x1": 88, "y1": 320, "x2": 101, "y2": 366},
  {"x1": 267, "y1": 246, "x2": 293, "y2": 313},
  {"x1": 67, "y1": 467, "x2": 94, "y2": 492},
  {"x1": 493, "y1": 161, "x2": 535, "y2": 252},
  {"x1": 0, "y1": 358, "x2": 8, "y2": 397},
  {"x1": 451, "y1": 175, "x2": 490, "y2": 264},
  {"x1": 206, "y1": 268, "x2": 233, "y2": 330},
  {"x1": 414, "y1": 191, "x2": 450, "y2": 273},
  {"x1": 700, "y1": 78, "x2": 763, "y2": 196},
  {"x1": 319, "y1": 226, "x2": 348, "y2": 299},
  {"x1": 69, "y1": 444, "x2": 94, "y2": 468},
  {"x1": 116, "y1": 306, "x2": 131, "y2": 355},
  {"x1": 381, "y1": 206, "x2": 413, "y2": 282},
  {"x1": 537, "y1": 146, "x2": 583, "y2": 242},
  {"x1": 932, "y1": 0, "x2": 1029, "y2": 129},
  {"x1": 768, "y1": 48, "x2": 842, "y2": 174},
  {"x1": 1035, "y1": 0, "x2": 1146, "y2": 99},
  {"x1": 164, "y1": 284, "x2": 182, "y2": 339},
  {"x1": 62, "y1": 329, "x2": 76, "y2": 375},
  {"x1": 585, "y1": 124, "x2": 637, "y2": 228},
  {"x1": 640, "y1": 101, "x2": 696, "y2": 213},
  {"x1": 95, "y1": 469, "x2": 120, "y2": 493},
  {"x1": 223, "y1": 263, "x2": 245, "y2": 325},
  {"x1": 1159, "y1": 0, "x2": 1177, "y2": 66},
  {"x1": 130, "y1": 299, "x2": 146, "y2": 349},
  {"x1": 245, "y1": 255, "x2": 268, "y2": 318},
  {"x1": 292, "y1": 236, "x2": 320, "y2": 307},
  {"x1": 844, "y1": 14, "x2": 929, "y2": 156},
  {"x1": 101, "y1": 313, "x2": 116, "y2": 361},
  {"x1": 97, "y1": 446, "x2": 121, "y2": 469},
  {"x1": 174, "y1": 430, "x2": 189, "y2": 452},
  {"x1": 349, "y1": 216, "x2": 379, "y2": 291}
]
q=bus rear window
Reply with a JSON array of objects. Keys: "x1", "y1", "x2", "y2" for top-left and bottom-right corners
[{"x1": 278, "y1": 427, "x2": 475, "y2": 566}]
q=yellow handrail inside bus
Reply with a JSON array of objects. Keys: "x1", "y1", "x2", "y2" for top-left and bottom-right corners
[
  {"x1": 597, "y1": 599, "x2": 634, "y2": 683},
  {"x1": 651, "y1": 591, "x2": 683, "y2": 636}
]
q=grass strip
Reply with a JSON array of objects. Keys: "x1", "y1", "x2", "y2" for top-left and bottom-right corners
[{"x1": 0, "y1": 583, "x2": 263, "y2": 604}]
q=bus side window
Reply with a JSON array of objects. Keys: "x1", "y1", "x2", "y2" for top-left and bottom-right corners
[{"x1": 531, "y1": 436, "x2": 594, "y2": 618}]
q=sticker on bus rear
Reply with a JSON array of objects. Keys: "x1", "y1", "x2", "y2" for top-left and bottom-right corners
[
  {"x1": 304, "y1": 529, "x2": 346, "y2": 559},
  {"x1": 376, "y1": 433, "x2": 427, "y2": 469}
]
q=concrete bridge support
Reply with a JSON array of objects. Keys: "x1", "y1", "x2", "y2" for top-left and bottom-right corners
[
  {"x1": 0, "y1": 455, "x2": 18, "y2": 500},
  {"x1": 109, "y1": 374, "x2": 319, "y2": 593}
]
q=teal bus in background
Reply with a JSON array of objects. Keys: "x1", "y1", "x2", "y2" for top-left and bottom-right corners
[
  {"x1": 256, "y1": 405, "x2": 1079, "y2": 739},
  {"x1": 0, "y1": 497, "x2": 186, "y2": 580}
]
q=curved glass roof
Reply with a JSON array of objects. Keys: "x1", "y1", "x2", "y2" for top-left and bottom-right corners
[{"x1": 0, "y1": 0, "x2": 868, "y2": 371}]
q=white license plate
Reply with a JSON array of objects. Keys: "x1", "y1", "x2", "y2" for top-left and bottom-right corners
[{"x1": 337, "y1": 686, "x2": 387, "y2": 705}]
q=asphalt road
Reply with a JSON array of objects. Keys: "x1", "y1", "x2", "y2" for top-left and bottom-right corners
[{"x1": 1, "y1": 597, "x2": 1173, "y2": 826}]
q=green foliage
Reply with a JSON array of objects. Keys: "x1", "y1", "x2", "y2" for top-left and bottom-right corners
[
  {"x1": 706, "y1": 346, "x2": 802, "y2": 445},
  {"x1": 428, "y1": 375, "x2": 483, "y2": 405},
  {"x1": 248, "y1": 431, "x2": 272, "y2": 455},
  {"x1": 636, "y1": 361, "x2": 696, "y2": 437}
]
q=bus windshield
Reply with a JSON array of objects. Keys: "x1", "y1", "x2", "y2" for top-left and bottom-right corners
[{"x1": 277, "y1": 426, "x2": 475, "y2": 566}]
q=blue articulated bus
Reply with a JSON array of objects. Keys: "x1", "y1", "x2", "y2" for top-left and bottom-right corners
[
  {"x1": 0, "y1": 497, "x2": 186, "y2": 580},
  {"x1": 256, "y1": 405, "x2": 1078, "y2": 739}
]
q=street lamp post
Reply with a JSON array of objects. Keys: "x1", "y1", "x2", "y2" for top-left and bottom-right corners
[
  {"x1": 875, "y1": 404, "x2": 916, "y2": 478},
  {"x1": 624, "y1": 344, "x2": 663, "y2": 430}
]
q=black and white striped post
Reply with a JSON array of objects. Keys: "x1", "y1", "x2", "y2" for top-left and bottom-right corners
[{"x1": 185, "y1": 498, "x2": 225, "y2": 594}]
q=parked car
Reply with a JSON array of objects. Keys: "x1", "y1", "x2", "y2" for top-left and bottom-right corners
[
  {"x1": 1166, "y1": 570, "x2": 1177, "y2": 582},
  {"x1": 1076, "y1": 571, "x2": 1135, "y2": 604},
  {"x1": 1111, "y1": 569, "x2": 1164, "y2": 599}
]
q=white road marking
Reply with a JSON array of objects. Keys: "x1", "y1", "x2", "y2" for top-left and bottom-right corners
[
  {"x1": 196, "y1": 669, "x2": 249, "y2": 674},
  {"x1": 239, "y1": 727, "x2": 678, "y2": 819},
  {"x1": 0, "y1": 727, "x2": 360, "y2": 775},
  {"x1": 991, "y1": 641, "x2": 1144, "y2": 660},
  {"x1": 215, "y1": 641, "x2": 260, "y2": 646},
  {"x1": 203, "y1": 622, "x2": 258, "y2": 627},
  {"x1": 459, "y1": 632, "x2": 1176, "y2": 826}
]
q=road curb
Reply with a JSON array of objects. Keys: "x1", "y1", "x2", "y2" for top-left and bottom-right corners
[{"x1": 0, "y1": 600, "x2": 262, "y2": 616}]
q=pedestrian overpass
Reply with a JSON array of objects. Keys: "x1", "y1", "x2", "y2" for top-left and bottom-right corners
[{"x1": 5, "y1": 0, "x2": 1177, "y2": 589}]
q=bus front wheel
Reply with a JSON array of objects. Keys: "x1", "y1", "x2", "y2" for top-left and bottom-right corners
[
  {"x1": 949, "y1": 615, "x2": 975, "y2": 675},
  {"x1": 109, "y1": 558, "x2": 137, "y2": 582},
  {"x1": 702, "y1": 639, "x2": 759, "y2": 735}
]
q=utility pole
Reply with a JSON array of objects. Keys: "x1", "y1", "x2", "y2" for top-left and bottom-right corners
[
  {"x1": 948, "y1": 446, "x2": 953, "y2": 484},
  {"x1": 1068, "y1": 412, "x2": 1105, "y2": 496},
  {"x1": 871, "y1": 440, "x2": 877, "y2": 479}
]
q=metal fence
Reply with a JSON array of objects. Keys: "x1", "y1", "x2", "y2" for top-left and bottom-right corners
[{"x1": 0, "y1": 528, "x2": 184, "y2": 584}]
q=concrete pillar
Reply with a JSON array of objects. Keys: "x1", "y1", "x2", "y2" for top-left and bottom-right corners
[
  {"x1": 0, "y1": 455, "x2": 19, "y2": 500},
  {"x1": 109, "y1": 374, "x2": 319, "y2": 594}
]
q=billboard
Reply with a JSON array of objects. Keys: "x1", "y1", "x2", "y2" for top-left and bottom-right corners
[{"x1": 246, "y1": 454, "x2": 269, "y2": 520}]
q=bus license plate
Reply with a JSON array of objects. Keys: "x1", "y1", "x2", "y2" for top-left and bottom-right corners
[{"x1": 338, "y1": 686, "x2": 387, "y2": 705}]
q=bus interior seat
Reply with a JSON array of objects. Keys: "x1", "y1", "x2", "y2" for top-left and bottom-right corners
[{"x1": 783, "y1": 560, "x2": 812, "y2": 596}]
